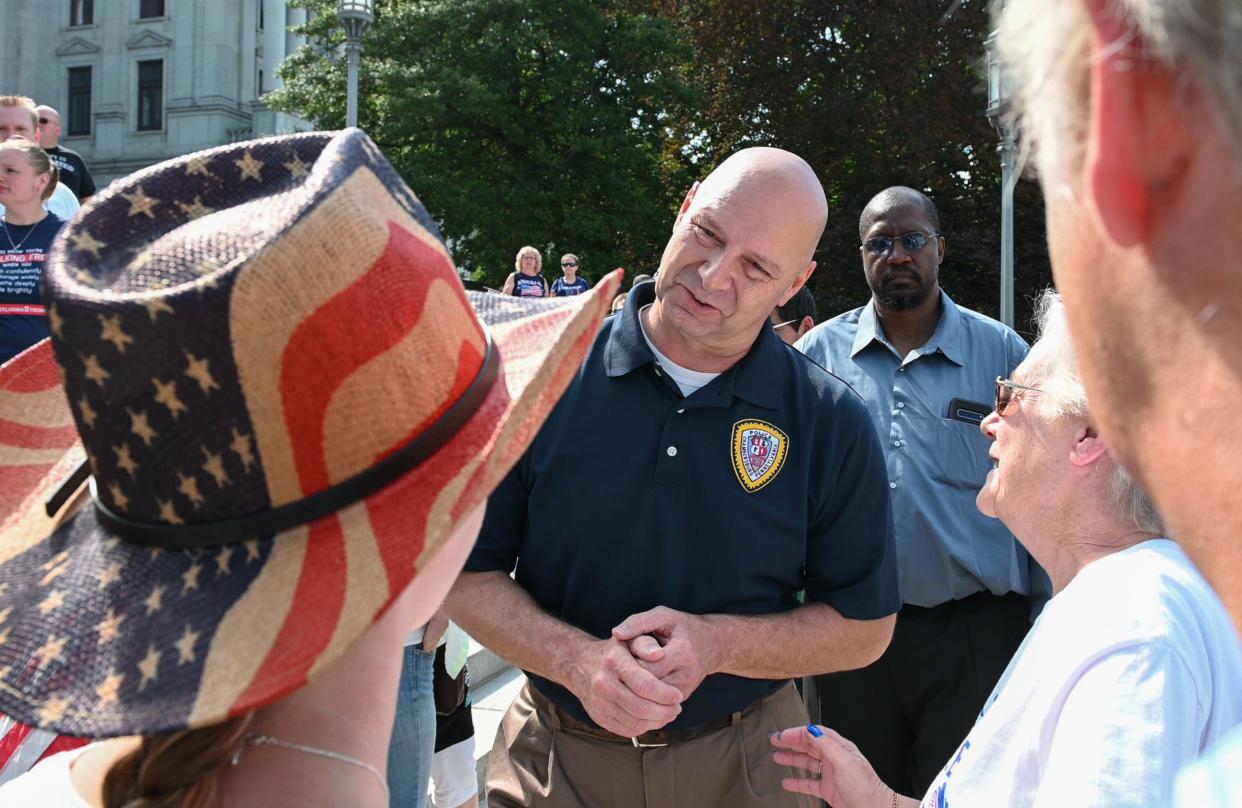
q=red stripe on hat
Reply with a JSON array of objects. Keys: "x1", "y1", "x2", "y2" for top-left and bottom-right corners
[
  {"x1": 232, "y1": 516, "x2": 347, "y2": 709},
  {"x1": 0, "y1": 464, "x2": 59, "y2": 527},
  {"x1": 365, "y1": 340, "x2": 482, "y2": 592},
  {"x1": 0, "y1": 344, "x2": 61, "y2": 393},
  {"x1": 280, "y1": 222, "x2": 466, "y2": 497},
  {"x1": 0, "y1": 419, "x2": 79, "y2": 450}
]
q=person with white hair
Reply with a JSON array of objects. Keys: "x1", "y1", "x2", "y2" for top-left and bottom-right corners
[
  {"x1": 769, "y1": 291, "x2": 1242, "y2": 807},
  {"x1": 992, "y1": 0, "x2": 1242, "y2": 802}
]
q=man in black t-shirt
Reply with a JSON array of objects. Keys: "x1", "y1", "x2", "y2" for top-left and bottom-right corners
[{"x1": 35, "y1": 106, "x2": 96, "y2": 201}]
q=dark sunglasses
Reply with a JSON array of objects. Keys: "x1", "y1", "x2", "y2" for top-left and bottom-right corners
[
  {"x1": 561, "y1": 261, "x2": 577, "y2": 267},
  {"x1": 994, "y1": 376, "x2": 1041, "y2": 416},
  {"x1": 38, "y1": 117, "x2": 50, "y2": 125},
  {"x1": 864, "y1": 232, "x2": 940, "y2": 256}
]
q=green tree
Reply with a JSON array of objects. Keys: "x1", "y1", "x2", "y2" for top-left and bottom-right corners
[
  {"x1": 267, "y1": 0, "x2": 698, "y2": 288},
  {"x1": 646, "y1": 0, "x2": 1052, "y2": 335}
]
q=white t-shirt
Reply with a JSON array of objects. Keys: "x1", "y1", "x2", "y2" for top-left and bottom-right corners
[
  {"x1": 0, "y1": 744, "x2": 91, "y2": 807},
  {"x1": 920, "y1": 539, "x2": 1242, "y2": 808},
  {"x1": 1174, "y1": 724, "x2": 1242, "y2": 807},
  {"x1": 638, "y1": 305, "x2": 721, "y2": 397}
]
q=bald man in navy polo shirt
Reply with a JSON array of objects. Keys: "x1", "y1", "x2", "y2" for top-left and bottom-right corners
[{"x1": 448, "y1": 148, "x2": 899, "y2": 807}]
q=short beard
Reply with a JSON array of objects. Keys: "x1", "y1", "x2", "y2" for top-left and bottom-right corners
[{"x1": 871, "y1": 276, "x2": 934, "y2": 311}]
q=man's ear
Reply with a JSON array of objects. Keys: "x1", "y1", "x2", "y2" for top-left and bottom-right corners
[
  {"x1": 1083, "y1": 0, "x2": 1190, "y2": 248},
  {"x1": 777, "y1": 261, "x2": 816, "y2": 309},
  {"x1": 1069, "y1": 421, "x2": 1110, "y2": 467},
  {"x1": 674, "y1": 181, "x2": 700, "y2": 227},
  {"x1": 796, "y1": 316, "x2": 815, "y2": 340}
]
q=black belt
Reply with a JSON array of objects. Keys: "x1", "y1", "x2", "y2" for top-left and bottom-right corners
[{"x1": 532, "y1": 686, "x2": 738, "y2": 748}]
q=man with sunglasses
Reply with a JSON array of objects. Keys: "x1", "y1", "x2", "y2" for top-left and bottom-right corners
[
  {"x1": 551, "y1": 253, "x2": 589, "y2": 296},
  {"x1": 795, "y1": 185, "x2": 1047, "y2": 797},
  {"x1": 33, "y1": 106, "x2": 94, "y2": 202}
]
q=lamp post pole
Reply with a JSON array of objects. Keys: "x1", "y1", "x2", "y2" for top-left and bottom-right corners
[
  {"x1": 985, "y1": 27, "x2": 1016, "y2": 329},
  {"x1": 338, "y1": 0, "x2": 375, "y2": 129}
]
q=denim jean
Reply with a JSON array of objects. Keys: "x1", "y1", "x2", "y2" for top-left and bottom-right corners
[{"x1": 387, "y1": 643, "x2": 436, "y2": 808}]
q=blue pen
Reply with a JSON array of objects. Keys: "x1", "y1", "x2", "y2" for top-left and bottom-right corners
[{"x1": 807, "y1": 723, "x2": 823, "y2": 738}]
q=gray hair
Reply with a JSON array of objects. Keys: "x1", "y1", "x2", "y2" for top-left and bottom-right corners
[
  {"x1": 996, "y1": 0, "x2": 1242, "y2": 177},
  {"x1": 1025, "y1": 289, "x2": 1166, "y2": 535}
]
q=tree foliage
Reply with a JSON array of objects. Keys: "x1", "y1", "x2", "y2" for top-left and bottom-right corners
[
  {"x1": 644, "y1": 0, "x2": 1051, "y2": 333},
  {"x1": 268, "y1": 0, "x2": 697, "y2": 286},
  {"x1": 270, "y1": 0, "x2": 1051, "y2": 331}
]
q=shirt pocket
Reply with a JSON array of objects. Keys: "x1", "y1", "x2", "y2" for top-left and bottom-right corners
[{"x1": 922, "y1": 415, "x2": 994, "y2": 490}]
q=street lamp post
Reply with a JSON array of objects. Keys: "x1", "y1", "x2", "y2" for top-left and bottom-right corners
[
  {"x1": 985, "y1": 28, "x2": 1016, "y2": 328},
  {"x1": 338, "y1": 0, "x2": 375, "y2": 129}
]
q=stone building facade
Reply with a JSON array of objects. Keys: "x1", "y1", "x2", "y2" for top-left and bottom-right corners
[{"x1": 1, "y1": 0, "x2": 313, "y2": 186}]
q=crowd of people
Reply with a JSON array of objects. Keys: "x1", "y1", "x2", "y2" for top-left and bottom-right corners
[
  {"x1": 0, "y1": 0, "x2": 1240, "y2": 805},
  {"x1": 0, "y1": 95, "x2": 96, "y2": 366}
]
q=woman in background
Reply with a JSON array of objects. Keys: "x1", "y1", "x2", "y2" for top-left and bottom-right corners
[
  {"x1": 0, "y1": 139, "x2": 64, "y2": 364},
  {"x1": 501, "y1": 246, "x2": 548, "y2": 297}
]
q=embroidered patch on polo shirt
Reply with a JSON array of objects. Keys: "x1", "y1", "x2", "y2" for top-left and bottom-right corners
[{"x1": 731, "y1": 420, "x2": 789, "y2": 493}]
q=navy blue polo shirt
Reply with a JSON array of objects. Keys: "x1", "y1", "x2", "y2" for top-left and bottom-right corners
[{"x1": 466, "y1": 282, "x2": 899, "y2": 729}]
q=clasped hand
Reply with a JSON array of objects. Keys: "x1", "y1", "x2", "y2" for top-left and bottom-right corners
[{"x1": 565, "y1": 606, "x2": 718, "y2": 738}]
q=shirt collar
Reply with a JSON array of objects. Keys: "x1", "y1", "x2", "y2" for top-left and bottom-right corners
[
  {"x1": 923, "y1": 291, "x2": 964, "y2": 366},
  {"x1": 604, "y1": 280, "x2": 785, "y2": 408},
  {"x1": 850, "y1": 290, "x2": 964, "y2": 366},
  {"x1": 604, "y1": 281, "x2": 658, "y2": 378}
]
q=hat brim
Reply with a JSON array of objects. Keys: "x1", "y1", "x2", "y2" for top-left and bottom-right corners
[{"x1": 0, "y1": 271, "x2": 619, "y2": 736}]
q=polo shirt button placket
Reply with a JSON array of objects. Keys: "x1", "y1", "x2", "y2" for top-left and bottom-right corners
[{"x1": 667, "y1": 446, "x2": 678, "y2": 457}]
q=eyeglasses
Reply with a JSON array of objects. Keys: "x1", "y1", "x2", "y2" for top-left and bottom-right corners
[
  {"x1": 561, "y1": 262, "x2": 577, "y2": 267},
  {"x1": 37, "y1": 118, "x2": 49, "y2": 125},
  {"x1": 863, "y1": 232, "x2": 941, "y2": 256},
  {"x1": 994, "y1": 377, "x2": 1041, "y2": 416},
  {"x1": 771, "y1": 319, "x2": 798, "y2": 331}
]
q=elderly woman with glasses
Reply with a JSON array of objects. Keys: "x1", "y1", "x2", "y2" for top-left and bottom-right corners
[{"x1": 769, "y1": 290, "x2": 1242, "y2": 807}]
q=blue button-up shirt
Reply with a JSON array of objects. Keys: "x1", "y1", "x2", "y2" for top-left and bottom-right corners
[
  {"x1": 796, "y1": 291, "x2": 1048, "y2": 608},
  {"x1": 467, "y1": 281, "x2": 899, "y2": 729}
]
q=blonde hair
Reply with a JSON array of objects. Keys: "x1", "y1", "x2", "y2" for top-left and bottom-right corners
[
  {"x1": 997, "y1": 0, "x2": 1242, "y2": 178},
  {"x1": 101, "y1": 715, "x2": 253, "y2": 808},
  {"x1": 514, "y1": 246, "x2": 542, "y2": 274},
  {"x1": 0, "y1": 95, "x2": 38, "y2": 133},
  {"x1": 0, "y1": 139, "x2": 58, "y2": 201}
]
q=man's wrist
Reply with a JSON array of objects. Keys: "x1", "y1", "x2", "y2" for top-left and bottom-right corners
[{"x1": 696, "y1": 613, "x2": 729, "y2": 675}]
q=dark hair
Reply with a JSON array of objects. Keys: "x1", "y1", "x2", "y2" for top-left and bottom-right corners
[
  {"x1": 858, "y1": 186, "x2": 941, "y2": 241},
  {"x1": 0, "y1": 140, "x2": 59, "y2": 201},
  {"x1": 102, "y1": 714, "x2": 254, "y2": 808},
  {"x1": 776, "y1": 285, "x2": 816, "y2": 325}
]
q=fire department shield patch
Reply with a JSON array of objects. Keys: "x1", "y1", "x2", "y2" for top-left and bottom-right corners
[{"x1": 731, "y1": 419, "x2": 789, "y2": 493}]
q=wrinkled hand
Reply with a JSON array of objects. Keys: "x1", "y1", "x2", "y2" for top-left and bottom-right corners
[
  {"x1": 612, "y1": 606, "x2": 718, "y2": 701},
  {"x1": 566, "y1": 637, "x2": 685, "y2": 738},
  {"x1": 769, "y1": 724, "x2": 897, "y2": 808}
]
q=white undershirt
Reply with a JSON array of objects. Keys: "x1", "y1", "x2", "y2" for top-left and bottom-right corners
[{"x1": 638, "y1": 305, "x2": 721, "y2": 397}]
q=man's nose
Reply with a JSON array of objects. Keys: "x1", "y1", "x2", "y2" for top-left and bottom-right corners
[
  {"x1": 980, "y1": 410, "x2": 1000, "y2": 439},
  {"x1": 887, "y1": 242, "x2": 913, "y2": 265},
  {"x1": 700, "y1": 254, "x2": 731, "y2": 290}
]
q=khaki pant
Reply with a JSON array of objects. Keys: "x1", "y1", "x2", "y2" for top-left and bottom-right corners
[{"x1": 486, "y1": 681, "x2": 819, "y2": 808}]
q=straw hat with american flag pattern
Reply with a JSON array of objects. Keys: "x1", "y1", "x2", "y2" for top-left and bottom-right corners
[{"x1": 0, "y1": 128, "x2": 619, "y2": 737}]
